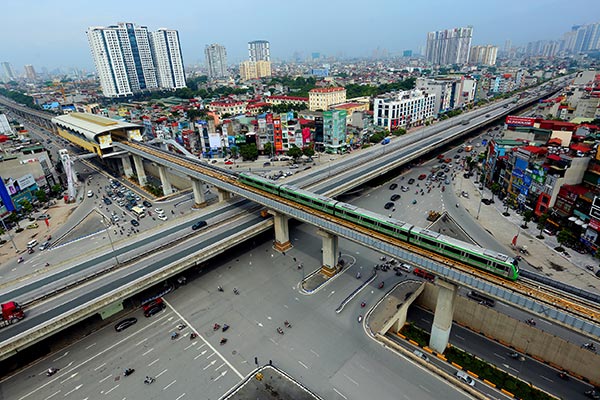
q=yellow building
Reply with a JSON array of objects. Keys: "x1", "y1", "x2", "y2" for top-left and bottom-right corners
[
  {"x1": 239, "y1": 60, "x2": 272, "y2": 81},
  {"x1": 256, "y1": 60, "x2": 272, "y2": 78},
  {"x1": 309, "y1": 87, "x2": 346, "y2": 111}
]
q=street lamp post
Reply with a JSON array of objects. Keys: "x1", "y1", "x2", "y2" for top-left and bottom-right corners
[
  {"x1": 103, "y1": 219, "x2": 119, "y2": 265},
  {"x1": 1, "y1": 218, "x2": 18, "y2": 253}
]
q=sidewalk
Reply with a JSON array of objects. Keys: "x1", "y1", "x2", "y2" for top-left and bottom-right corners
[{"x1": 455, "y1": 174, "x2": 598, "y2": 292}]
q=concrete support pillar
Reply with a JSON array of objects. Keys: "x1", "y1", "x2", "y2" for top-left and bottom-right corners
[
  {"x1": 429, "y1": 280, "x2": 457, "y2": 353},
  {"x1": 132, "y1": 155, "x2": 147, "y2": 186},
  {"x1": 122, "y1": 156, "x2": 134, "y2": 178},
  {"x1": 191, "y1": 178, "x2": 206, "y2": 208},
  {"x1": 317, "y1": 229, "x2": 339, "y2": 277},
  {"x1": 272, "y1": 212, "x2": 292, "y2": 252},
  {"x1": 217, "y1": 188, "x2": 231, "y2": 202},
  {"x1": 158, "y1": 165, "x2": 173, "y2": 196}
]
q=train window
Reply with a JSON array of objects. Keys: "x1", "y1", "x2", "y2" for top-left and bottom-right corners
[
  {"x1": 418, "y1": 236, "x2": 438, "y2": 248},
  {"x1": 469, "y1": 254, "x2": 489, "y2": 267},
  {"x1": 443, "y1": 244, "x2": 462, "y2": 257}
]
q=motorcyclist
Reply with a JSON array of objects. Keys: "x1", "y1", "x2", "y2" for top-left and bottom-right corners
[
  {"x1": 233, "y1": 288, "x2": 239, "y2": 295},
  {"x1": 356, "y1": 272, "x2": 361, "y2": 279},
  {"x1": 277, "y1": 327, "x2": 284, "y2": 334},
  {"x1": 217, "y1": 286, "x2": 224, "y2": 292}
]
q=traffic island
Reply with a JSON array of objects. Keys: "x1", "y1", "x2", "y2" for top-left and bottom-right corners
[
  {"x1": 221, "y1": 365, "x2": 322, "y2": 400},
  {"x1": 300, "y1": 257, "x2": 351, "y2": 293}
]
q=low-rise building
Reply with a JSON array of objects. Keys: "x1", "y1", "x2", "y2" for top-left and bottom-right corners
[
  {"x1": 309, "y1": 87, "x2": 346, "y2": 111},
  {"x1": 373, "y1": 89, "x2": 436, "y2": 130}
]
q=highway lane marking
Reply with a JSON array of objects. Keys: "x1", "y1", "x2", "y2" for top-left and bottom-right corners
[
  {"x1": 135, "y1": 338, "x2": 148, "y2": 346},
  {"x1": 207, "y1": 352, "x2": 215, "y2": 359},
  {"x1": 148, "y1": 358, "x2": 160, "y2": 366},
  {"x1": 175, "y1": 394, "x2": 186, "y2": 400},
  {"x1": 85, "y1": 343, "x2": 96, "y2": 350},
  {"x1": 541, "y1": 375, "x2": 554, "y2": 382},
  {"x1": 94, "y1": 363, "x2": 106, "y2": 371},
  {"x1": 44, "y1": 390, "x2": 60, "y2": 400},
  {"x1": 142, "y1": 348, "x2": 154, "y2": 356},
  {"x1": 494, "y1": 353, "x2": 506, "y2": 360},
  {"x1": 254, "y1": 320, "x2": 264, "y2": 327},
  {"x1": 203, "y1": 360, "x2": 217, "y2": 370},
  {"x1": 184, "y1": 343, "x2": 196, "y2": 350},
  {"x1": 269, "y1": 338, "x2": 278, "y2": 345},
  {"x1": 163, "y1": 380, "x2": 177, "y2": 390},
  {"x1": 53, "y1": 352, "x2": 69, "y2": 362},
  {"x1": 214, "y1": 370, "x2": 227, "y2": 381},
  {"x1": 63, "y1": 384, "x2": 82, "y2": 396},
  {"x1": 99, "y1": 374, "x2": 112, "y2": 383},
  {"x1": 60, "y1": 372, "x2": 77, "y2": 384},
  {"x1": 333, "y1": 388, "x2": 347, "y2": 399},
  {"x1": 455, "y1": 334, "x2": 465, "y2": 340},
  {"x1": 156, "y1": 369, "x2": 168, "y2": 378},
  {"x1": 104, "y1": 384, "x2": 119, "y2": 395},
  {"x1": 418, "y1": 384, "x2": 431, "y2": 393},
  {"x1": 328, "y1": 290, "x2": 336, "y2": 298},
  {"x1": 196, "y1": 343, "x2": 206, "y2": 350},
  {"x1": 215, "y1": 363, "x2": 226, "y2": 371},
  {"x1": 162, "y1": 299, "x2": 244, "y2": 380},
  {"x1": 309, "y1": 349, "x2": 320, "y2": 357},
  {"x1": 343, "y1": 374, "x2": 358, "y2": 386},
  {"x1": 298, "y1": 361, "x2": 309, "y2": 369}
]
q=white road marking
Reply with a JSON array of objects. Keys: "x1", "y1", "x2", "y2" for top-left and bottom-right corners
[
  {"x1": 53, "y1": 352, "x2": 69, "y2": 362},
  {"x1": 60, "y1": 373, "x2": 77, "y2": 384},
  {"x1": 105, "y1": 385, "x2": 119, "y2": 395},
  {"x1": 418, "y1": 384, "x2": 431, "y2": 393},
  {"x1": 494, "y1": 353, "x2": 505, "y2": 360},
  {"x1": 94, "y1": 363, "x2": 106, "y2": 371},
  {"x1": 214, "y1": 370, "x2": 227, "y2": 381},
  {"x1": 455, "y1": 334, "x2": 465, "y2": 340},
  {"x1": 215, "y1": 363, "x2": 226, "y2": 371},
  {"x1": 255, "y1": 321, "x2": 264, "y2": 327},
  {"x1": 333, "y1": 388, "x2": 347, "y2": 399},
  {"x1": 298, "y1": 361, "x2": 309, "y2": 369},
  {"x1": 99, "y1": 374, "x2": 112, "y2": 383},
  {"x1": 207, "y1": 352, "x2": 215, "y2": 359},
  {"x1": 163, "y1": 380, "x2": 176, "y2": 390},
  {"x1": 85, "y1": 343, "x2": 96, "y2": 350},
  {"x1": 148, "y1": 358, "x2": 160, "y2": 367},
  {"x1": 175, "y1": 394, "x2": 186, "y2": 400},
  {"x1": 266, "y1": 316, "x2": 272, "y2": 320},
  {"x1": 162, "y1": 298, "x2": 244, "y2": 379},
  {"x1": 269, "y1": 338, "x2": 278, "y2": 345},
  {"x1": 44, "y1": 391, "x2": 60, "y2": 400},
  {"x1": 328, "y1": 291, "x2": 336, "y2": 298},
  {"x1": 135, "y1": 338, "x2": 148, "y2": 346},
  {"x1": 203, "y1": 360, "x2": 217, "y2": 370},
  {"x1": 196, "y1": 343, "x2": 206, "y2": 350},
  {"x1": 156, "y1": 369, "x2": 168, "y2": 378},
  {"x1": 184, "y1": 343, "x2": 196, "y2": 350},
  {"x1": 344, "y1": 374, "x2": 358, "y2": 386},
  {"x1": 63, "y1": 384, "x2": 82, "y2": 396},
  {"x1": 142, "y1": 348, "x2": 154, "y2": 356},
  {"x1": 283, "y1": 305, "x2": 289, "y2": 309},
  {"x1": 310, "y1": 349, "x2": 320, "y2": 357},
  {"x1": 541, "y1": 375, "x2": 554, "y2": 383}
]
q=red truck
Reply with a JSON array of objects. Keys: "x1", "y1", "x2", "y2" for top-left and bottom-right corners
[
  {"x1": 1, "y1": 301, "x2": 25, "y2": 327},
  {"x1": 413, "y1": 268, "x2": 435, "y2": 282}
]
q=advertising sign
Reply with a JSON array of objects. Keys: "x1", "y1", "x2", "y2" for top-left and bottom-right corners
[
  {"x1": 208, "y1": 132, "x2": 221, "y2": 149},
  {"x1": 505, "y1": 116, "x2": 535, "y2": 127}
]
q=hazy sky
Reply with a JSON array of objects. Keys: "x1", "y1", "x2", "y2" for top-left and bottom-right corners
[{"x1": 2, "y1": 0, "x2": 597, "y2": 72}]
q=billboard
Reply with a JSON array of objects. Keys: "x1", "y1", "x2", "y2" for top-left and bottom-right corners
[{"x1": 506, "y1": 116, "x2": 535, "y2": 127}]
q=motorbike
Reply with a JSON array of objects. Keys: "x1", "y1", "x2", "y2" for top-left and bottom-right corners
[
  {"x1": 213, "y1": 323, "x2": 221, "y2": 331},
  {"x1": 170, "y1": 332, "x2": 179, "y2": 340},
  {"x1": 412, "y1": 200, "x2": 417, "y2": 205},
  {"x1": 222, "y1": 324, "x2": 229, "y2": 332},
  {"x1": 508, "y1": 352, "x2": 521, "y2": 360},
  {"x1": 190, "y1": 332, "x2": 198, "y2": 340},
  {"x1": 360, "y1": 302, "x2": 366, "y2": 308},
  {"x1": 46, "y1": 367, "x2": 59, "y2": 376},
  {"x1": 17, "y1": 257, "x2": 24, "y2": 264},
  {"x1": 277, "y1": 327, "x2": 284, "y2": 335},
  {"x1": 28, "y1": 248, "x2": 34, "y2": 254},
  {"x1": 220, "y1": 338, "x2": 228, "y2": 345},
  {"x1": 284, "y1": 321, "x2": 291, "y2": 328},
  {"x1": 456, "y1": 203, "x2": 459, "y2": 208},
  {"x1": 525, "y1": 319, "x2": 536, "y2": 326},
  {"x1": 176, "y1": 323, "x2": 186, "y2": 330},
  {"x1": 217, "y1": 286, "x2": 224, "y2": 292},
  {"x1": 233, "y1": 288, "x2": 239, "y2": 295},
  {"x1": 144, "y1": 376, "x2": 155, "y2": 384},
  {"x1": 558, "y1": 372, "x2": 569, "y2": 381},
  {"x1": 358, "y1": 315, "x2": 363, "y2": 323},
  {"x1": 442, "y1": 186, "x2": 445, "y2": 192},
  {"x1": 356, "y1": 272, "x2": 361, "y2": 279},
  {"x1": 123, "y1": 368, "x2": 135, "y2": 377},
  {"x1": 378, "y1": 281, "x2": 384, "y2": 289}
]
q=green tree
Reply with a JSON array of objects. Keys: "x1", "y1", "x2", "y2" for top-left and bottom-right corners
[
  {"x1": 557, "y1": 229, "x2": 574, "y2": 248},
  {"x1": 263, "y1": 142, "x2": 273, "y2": 156},
  {"x1": 391, "y1": 128, "x2": 407, "y2": 136},
  {"x1": 34, "y1": 190, "x2": 47, "y2": 203},
  {"x1": 536, "y1": 213, "x2": 549, "y2": 238},
  {"x1": 286, "y1": 145, "x2": 302, "y2": 160},
  {"x1": 19, "y1": 199, "x2": 33, "y2": 215},
  {"x1": 490, "y1": 183, "x2": 501, "y2": 201},
  {"x1": 51, "y1": 184, "x2": 63, "y2": 196},
  {"x1": 7, "y1": 211, "x2": 20, "y2": 227},
  {"x1": 230, "y1": 147, "x2": 239, "y2": 159},
  {"x1": 369, "y1": 132, "x2": 386, "y2": 143},
  {"x1": 239, "y1": 144, "x2": 258, "y2": 161},
  {"x1": 302, "y1": 146, "x2": 315, "y2": 159},
  {"x1": 521, "y1": 210, "x2": 534, "y2": 229}
]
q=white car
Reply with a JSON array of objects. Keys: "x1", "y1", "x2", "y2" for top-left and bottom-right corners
[
  {"x1": 455, "y1": 371, "x2": 475, "y2": 386},
  {"x1": 157, "y1": 214, "x2": 168, "y2": 221},
  {"x1": 87, "y1": 190, "x2": 93, "y2": 198},
  {"x1": 154, "y1": 208, "x2": 164, "y2": 215}
]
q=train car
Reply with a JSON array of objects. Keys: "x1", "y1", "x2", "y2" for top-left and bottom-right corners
[
  {"x1": 279, "y1": 184, "x2": 338, "y2": 214},
  {"x1": 333, "y1": 202, "x2": 412, "y2": 242},
  {"x1": 408, "y1": 226, "x2": 518, "y2": 280},
  {"x1": 238, "y1": 173, "x2": 281, "y2": 196}
]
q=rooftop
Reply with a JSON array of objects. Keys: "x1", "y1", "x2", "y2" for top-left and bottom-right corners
[
  {"x1": 309, "y1": 87, "x2": 345, "y2": 93},
  {"x1": 51, "y1": 112, "x2": 142, "y2": 136}
]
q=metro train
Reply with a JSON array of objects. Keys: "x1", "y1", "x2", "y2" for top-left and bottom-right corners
[{"x1": 238, "y1": 172, "x2": 519, "y2": 281}]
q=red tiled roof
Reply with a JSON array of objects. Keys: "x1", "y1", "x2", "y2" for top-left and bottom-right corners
[
  {"x1": 267, "y1": 95, "x2": 309, "y2": 102},
  {"x1": 521, "y1": 146, "x2": 547, "y2": 154},
  {"x1": 570, "y1": 143, "x2": 591, "y2": 152},
  {"x1": 332, "y1": 102, "x2": 363, "y2": 109},
  {"x1": 547, "y1": 154, "x2": 561, "y2": 161}
]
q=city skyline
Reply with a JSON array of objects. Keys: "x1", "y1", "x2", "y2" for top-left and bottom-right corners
[{"x1": 1, "y1": 0, "x2": 598, "y2": 71}]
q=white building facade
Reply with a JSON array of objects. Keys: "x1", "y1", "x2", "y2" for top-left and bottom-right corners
[
  {"x1": 374, "y1": 90, "x2": 436, "y2": 130},
  {"x1": 205, "y1": 44, "x2": 228, "y2": 79},
  {"x1": 150, "y1": 29, "x2": 186, "y2": 90},
  {"x1": 425, "y1": 26, "x2": 473, "y2": 66}
]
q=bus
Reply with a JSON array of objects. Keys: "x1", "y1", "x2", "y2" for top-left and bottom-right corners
[{"x1": 131, "y1": 206, "x2": 146, "y2": 218}]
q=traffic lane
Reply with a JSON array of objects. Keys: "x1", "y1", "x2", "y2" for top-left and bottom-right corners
[{"x1": 408, "y1": 307, "x2": 591, "y2": 400}]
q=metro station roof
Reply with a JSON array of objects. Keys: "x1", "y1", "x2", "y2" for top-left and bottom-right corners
[{"x1": 52, "y1": 112, "x2": 142, "y2": 141}]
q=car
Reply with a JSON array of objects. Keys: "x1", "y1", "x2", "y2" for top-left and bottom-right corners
[
  {"x1": 36, "y1": 213, "x2": 51, "y2": 221},
  {"x1": 454, "y1": 154, "x2": 461, "y2": 159},
  {"x1": 131, "y1": 219, "x2": 140, "y2": 227},
  {"x1": 401, "y1": 186, "x2": 409, "y2": 192},
  {"x1": 136, "y1": 205, "x2": 146, "y2": 212},
  {"x1": 224, "y1": 160, "x2": 233, "y2": 165},
  {"x1": 445, "y1": 179, "x2": 450, "y2": 185},
  {"x1": 413, "y1": 350, "x2": 429, "y2": 362},
  {"x1": 114, "y1": 317, "x2": 137, "y2": 332},
  {"x1": 444, "y1": 158, "x2": 452, "y2": 163},
  {"x1": 157, "y1": 214, "x2": 168, "y2": 221},
  {"x1": 87, "y1": 190, "x2": 93, "y2": 198},
  {"x1": 142, "y1": 200, "x2": 152, "y2": 208},
  {"x1": 144, "y1": 304, "x2": 164, "y2": 317},
  {"x1": 384, "y1": 202, "x2": 394, "y2": 210},
  {"x1": 192, "y1": 220, "x2": 207, "y2": 230},
  {"x1": 154, "y1": 208, "x2": 165, "y2": 215},
  {"x1": 456, "y1": 371, "x2": 475, "y2": 386},
  {"x1": 290, "y1": 164, "x2": 299, "y2": 169},
  {"x1": 543, "y1": 228, "x2": 556, "y2": 236},
  {"x1": 418, "y1": 174, "x2": 427, "y2": 180},
  {"x1": 103, "y1": 197, "x2": 112, "y2": 205},
  {"x1": 39, "y1": 241, "x2": 51, "y2": 251},
  {"x1": 125, "y1": 204, "x2": 134, "y2": 211},
  {"x1": 408, "y1": 178, "x2": 415, "y2": 185},
  {"x1": 26, "y1": 222, "x2": 39, "y2": 229},
  {"x1": 437, "y1": 154, "x2": 444, "y2": 159},
  {"x1": 485, "y1": 114, "x2": 491, "y2": 117},
  {"x1": 390, "y1": 194, "x2": 401, "y2": 201},
  {"x1": 118, "y1": 200, "x2": 126, "y2": 206},
  {"x1": 457, "y1": 148, "x2": 463, "y2": 153},
  {"x1": 211, "y1": 159, "x2": 217, "y2": 164},
  {"x1": 263, "y1": 162, "x2": 271, "y2": 167},
  {"x1": 112, "y1": 215, "x2": 120, "y2": 223},
  {"x1": 398, "y1": 263, "x2": 413, "y2": 273},
  {"x1": 389, "y1": 183, "x2": 398, "y2": 190}
]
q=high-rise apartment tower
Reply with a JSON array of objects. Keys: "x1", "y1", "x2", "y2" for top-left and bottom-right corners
[
  {"x1": 425, "y1": 26, "x2": 473, "y2": 66},
  {"x1": 205, "y1": 44, "x2": 228, "y2": 79}
]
